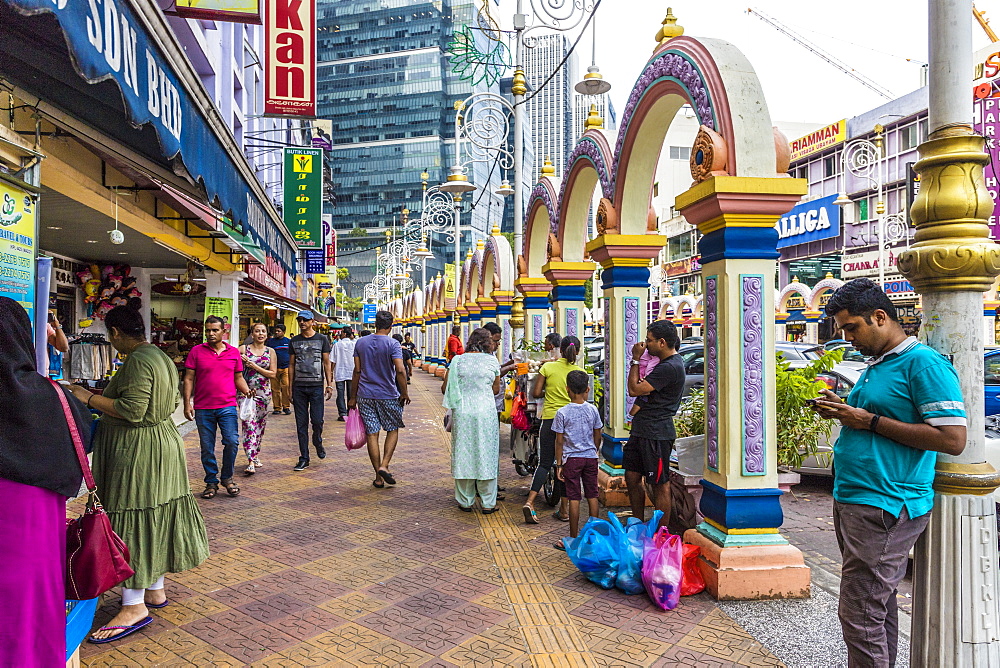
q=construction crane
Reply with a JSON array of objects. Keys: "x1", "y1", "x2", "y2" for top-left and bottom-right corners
[
  {"x1": 975, "y1": 3, "x2": 999, "y2": 42},
  {"x1": 747, "y1": 7, "x2": 893, "y2": 100}
]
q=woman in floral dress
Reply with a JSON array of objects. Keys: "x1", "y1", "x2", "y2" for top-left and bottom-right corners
[
  {"x1": 441, "y1": 328, "x2": 501, "y2": 512},
  {"x1": 240, "y1": 322, "x2": 276, "y2": 474}
]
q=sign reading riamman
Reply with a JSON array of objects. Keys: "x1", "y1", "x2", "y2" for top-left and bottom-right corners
[{"x1": 789, "y1": 120, "x2": 847, "y2": 162}]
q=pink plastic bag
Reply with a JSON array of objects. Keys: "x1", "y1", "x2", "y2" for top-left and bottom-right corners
[
  {"x1": 345, "y1": 408, "x2": 366, "y2": 450},
  {"x1": 641, "y1": 527, "x2": 683, "y2": 610}
]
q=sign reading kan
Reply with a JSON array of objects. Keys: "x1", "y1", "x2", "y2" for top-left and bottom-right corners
[{"x1": 265, "y1": 0, "x2": 316, "y2": 117}]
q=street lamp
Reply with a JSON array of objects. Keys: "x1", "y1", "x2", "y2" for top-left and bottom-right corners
[
  {"x1": 511, "y1": 0, "x2": 602, "y2": 259},
  {"x1": 440, "y1": 91, "x2": 515, "y2": 274},
  {"x1": 574, "y1": 12, "x2": 611, "y2": 96},
  {"x1": 835, "y1": 125, "x2": 909, "y2": 288}
]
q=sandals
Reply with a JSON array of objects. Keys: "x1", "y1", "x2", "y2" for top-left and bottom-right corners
[
  {"x1": 522, "y1": 505, "x2": 539, "y2": 524},
  {"x1": 553, "y1": 511, "x2": 570, "y2": 522},
  {"x1": 244, "y1": 462, "x2": 256, "y2": 476},
  {"x1": 200, "y1": 484, "x2": 218, "y2": 499},
  {"x1": 373, "y1": 478, "x2": 385, "y2": 489},
  {"x1": 553, "y1": 540, "x2": 566, "y2": 551},
  {"x1": 221, "y1": 479, "x2": 240, "y2": 497},
  {"x1": 481, "y1": 507, "x2": 499, "y2": 515},
  {"x1": 378, "y1": 469, "x2": 397, "y2": 485},
  {"x1": 253, "y1": 457, "x2": 263, "y2": 469},
  {"x1": 87, "y1": 616, "x2": 153, "y2": 644}
]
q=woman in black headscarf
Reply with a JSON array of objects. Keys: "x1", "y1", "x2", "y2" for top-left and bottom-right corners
[{"x1": 0, "y1": 296, "x2": 87, "y2": 666}]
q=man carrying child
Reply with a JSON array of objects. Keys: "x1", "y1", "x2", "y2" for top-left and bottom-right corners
[{"x1": 552, "y1": 369, "x2": 603, "y2": 549}]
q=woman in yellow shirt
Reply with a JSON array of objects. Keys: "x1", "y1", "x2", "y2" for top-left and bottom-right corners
[{"x1": 522, "y1": 335, "x2": 583, "y2": 524}]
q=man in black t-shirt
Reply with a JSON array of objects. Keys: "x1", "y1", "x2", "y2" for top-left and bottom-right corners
[{"x1": 625, "y1": 319, "x2": 685, "y2": 527}]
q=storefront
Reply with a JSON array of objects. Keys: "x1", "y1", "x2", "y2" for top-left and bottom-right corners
[
  {"x1": 776, "y1": 194, "x2": 843, "y2": 287},
  {"x1": 0, "y1": 0, "x2": 297, "y2": 365},
  {"x1": 841, "y1": 248, "x2": 922, "y2": 335}
]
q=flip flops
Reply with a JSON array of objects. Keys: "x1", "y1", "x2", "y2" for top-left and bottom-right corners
[
  {"x1": 87, "y1": 616, "x2": 153, "y2": 644},
  {"x1": 522, "y1": 505, "x2": 538, "y2": 524},
  {"x1": 145, "y1": 600, "x2": 169, "y2": 609},
  {"x1": 378, "y1": 469, "x2": 397, "y2": 485}
]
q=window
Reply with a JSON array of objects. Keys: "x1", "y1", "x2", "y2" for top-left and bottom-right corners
[
  {"x1": 669, "y1": 146, "x2": 690, "y2": 161},
  {"x1": 653, "y1": 182, "x2": 659, "y2": 197},
  {"x1": 985, "y1": 354, "x2": 1000, "y2": 384},
  {"x1": 919, "y1": 118, "x2": 929, "y2": 142},
  {"x1": 824, "y1": 155, "x2": 837, "y2": 177},
  {"x1": 899, "y1": 124, "x2": 919, "y2": 151}
]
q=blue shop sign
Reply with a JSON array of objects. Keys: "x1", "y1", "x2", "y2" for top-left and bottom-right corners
[
  {"x1": 3, "y1": 0, "x2": 295, "y2": 274},
  {"x1": 775, "y1": 193, "x2": 841, "y2": 250},
  {"x1": 303, "y1": 250, "x2": 324, "y2": 274},
  {"x1": 362, "y1": 304, "x2": 377, "y2": 324}
]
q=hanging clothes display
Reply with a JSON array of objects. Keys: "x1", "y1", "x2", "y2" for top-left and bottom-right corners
[{"x1": 65, "y1": 335, "x2": 114, "y2": 380}]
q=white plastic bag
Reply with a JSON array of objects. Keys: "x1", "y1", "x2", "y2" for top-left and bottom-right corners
[{"x1": 238, "y1": 396, "x2": 255, "y2": 422}]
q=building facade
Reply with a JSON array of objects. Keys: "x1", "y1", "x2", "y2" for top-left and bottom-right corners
[
  {"x1": 316, "y1": 0, "x2": 504, "y2": 296},
  {"x1": 523, "y1": 33, "x2": 578, "y2": 178}
]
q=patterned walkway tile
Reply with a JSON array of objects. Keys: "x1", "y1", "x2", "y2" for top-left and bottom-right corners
[{"x1": 81, "y1": 370, "x2": 785, "y2": 667}]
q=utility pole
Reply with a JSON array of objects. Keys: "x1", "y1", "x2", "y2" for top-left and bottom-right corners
[{"x1": 905, "y1": 0, "x2": 1000, "y2": 663}]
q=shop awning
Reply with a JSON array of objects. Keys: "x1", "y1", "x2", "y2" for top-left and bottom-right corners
[
  {"x1": 240, "y1": 286, "x2": 329, "y2": 323},
  {"x1": 0, "y1": 0, "x2": 297, "y2": 274}
]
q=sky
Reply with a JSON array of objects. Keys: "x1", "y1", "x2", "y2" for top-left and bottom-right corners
[{"x1": 491, "y1": 0, "x2": 1000, "y2": 126}]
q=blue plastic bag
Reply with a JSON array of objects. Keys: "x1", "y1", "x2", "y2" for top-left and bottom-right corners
[
  {"x1": 564, "y1": 518, "x2": 619, "y2": 589},
  {"x1": 608, "y1": 511, "x2": 663, "y2": 595}
]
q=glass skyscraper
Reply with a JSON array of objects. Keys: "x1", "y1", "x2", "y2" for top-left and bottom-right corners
[
  {"x1": 317, "y1": 0, "x2": 504, "y2": 296},
  {"x1": 524, "y1": 33, "x2": 578, "y2": 178}
]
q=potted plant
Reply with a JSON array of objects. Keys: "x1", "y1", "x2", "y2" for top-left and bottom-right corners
[{"x1": 669, "y1": 350, "x2": 843, "y2": 487}]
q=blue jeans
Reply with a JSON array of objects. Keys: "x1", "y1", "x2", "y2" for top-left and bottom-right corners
[
  {"x1": 195, "y1": 407, "x2": 239, "y2": 484},
  {"x1": 292, "y1": 385, "x2": 325, "y2": 460}
]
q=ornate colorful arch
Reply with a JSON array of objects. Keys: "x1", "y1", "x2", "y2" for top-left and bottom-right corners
[
  {"x1": 610, "y1": 36, "x2": 780, "y2": 234},
  {"x1": 556, "y1": 130, "x2": 615, "y2": 263},
  {"x1": 480, "y1": 232, "x2": 515, "y2": 296},
  {"x1": 522, "y1": 178, "x2": 559, "y2": 278}
]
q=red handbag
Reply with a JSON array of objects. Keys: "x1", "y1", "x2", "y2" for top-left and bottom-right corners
[
  {"x1": 510, "y1": 393, "x2": 530, "y2": 432},
  {"x1": 51, "y1": 380, "x2": 135, "y2": 600}
]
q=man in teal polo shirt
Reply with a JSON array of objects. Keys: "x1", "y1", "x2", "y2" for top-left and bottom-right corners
[{"x1": 813, "y1": 278, "x2": 966, "y2": 667}]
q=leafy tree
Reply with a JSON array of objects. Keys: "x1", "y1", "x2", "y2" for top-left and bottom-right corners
[
  {"x1": 336, "y1": 267, "x2": 349, "y2": 280},
  {"x1": 340, "y1": 296, "x2": 364, "y2": 316},
  {"x1": 349, "y1": 227, "x2": 368, "y2": 237}
]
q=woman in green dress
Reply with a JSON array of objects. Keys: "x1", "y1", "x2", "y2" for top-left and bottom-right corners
[
  {"x1": 68, "y1": 306, "x2": 209, "y2": 643},
  {"x1": 442, "y1": 328, "x2": 501, "y2": 512}
]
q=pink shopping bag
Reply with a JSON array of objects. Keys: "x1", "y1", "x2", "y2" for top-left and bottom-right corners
[
  {"x1": 345, "y1": 408, "x2": 366, "y2": 450},
  {"x1": 641, "y1": 527, "x2": 683, "y2": 610}
]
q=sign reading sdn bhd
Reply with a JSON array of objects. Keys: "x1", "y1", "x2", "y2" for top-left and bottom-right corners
[{"x1": 775, "y1": 193, "x2": 841, "y2": 249}]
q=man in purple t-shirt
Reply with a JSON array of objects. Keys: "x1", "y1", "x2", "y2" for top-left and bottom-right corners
[
  {"x1": 349, "y1": 310, "x2": 409, "y2": 489},
  {"x1": 182, "y1": 315, "x2": 252, "y2": 499}
]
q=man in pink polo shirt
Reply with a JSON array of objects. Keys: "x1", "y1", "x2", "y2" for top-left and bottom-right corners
[{"x1": 182, "y1": 315, "x2": 252, "y2": 499}]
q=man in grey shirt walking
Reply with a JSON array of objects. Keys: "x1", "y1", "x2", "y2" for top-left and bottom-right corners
[{"x1": 289, "y1": 310, "x2": 333, "y2": 471}]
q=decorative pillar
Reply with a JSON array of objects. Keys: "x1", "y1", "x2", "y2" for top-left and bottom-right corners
[
  {"x1": 675, "y1": 175, "x2": 811, "y2": 600},
  {"x1": 904, "y1": 2, "x2": 1000, "y2": 659},
  {"x1": 509, "y1": 295, "x2": 525, "y2": 353},
  {"x1": 493, "y1": 291, "x2": 514, "y2": 362},
  {"x1": 585, "y1": 236, "x2": 665, "y2": 466},
  {"x1": 514, "y1": 278, "x2": 552, "y2": 345},
  {"x1": 204, "y1": 270, "x2": 244, "y2": 343},
  {"x1": 543, "y1": 262, "x2": 594, "y2": 340}
]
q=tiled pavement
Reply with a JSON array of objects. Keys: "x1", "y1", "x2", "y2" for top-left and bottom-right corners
[{"x1": 81, "y1": 369, "x2": 785, "y2": 667}]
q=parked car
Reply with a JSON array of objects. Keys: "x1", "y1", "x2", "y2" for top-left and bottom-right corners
[
  {"x1": 677, "y1": 341, "x2": 845, "y2": 398},
  {"x1": 985, "y1": 348, "x2": 1000, "y2": 416},
  {"x1": 823, "y1": 339, "x2": 868, "y2": 364}
]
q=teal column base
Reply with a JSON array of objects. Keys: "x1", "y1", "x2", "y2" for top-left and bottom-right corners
[{"x1": 695, "y1": 521, "x2": 790, "y2": 548}]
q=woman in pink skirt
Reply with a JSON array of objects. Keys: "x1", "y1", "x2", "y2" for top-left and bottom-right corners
[{"x1": 0, "y1": 296, "x2": 88, "y2": 666}]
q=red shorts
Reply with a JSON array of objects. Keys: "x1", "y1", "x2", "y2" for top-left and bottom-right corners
[{"x1": 561, "y1": 457, "x2": 599, "y2": 501}]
